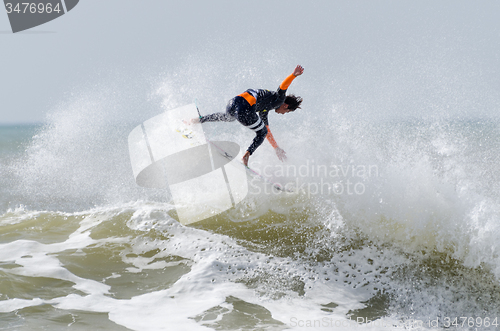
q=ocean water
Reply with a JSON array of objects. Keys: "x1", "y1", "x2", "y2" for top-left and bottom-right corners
[{"x1": 2, "y1": 81, "x2": 500, "y2": 331}]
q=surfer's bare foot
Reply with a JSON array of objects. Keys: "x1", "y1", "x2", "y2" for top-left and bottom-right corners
[{"x1": 184, "y1": 118, "x2": 200, "y2": 125}]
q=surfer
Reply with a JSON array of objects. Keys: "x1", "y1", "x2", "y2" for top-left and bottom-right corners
[{"x1": 192, "y1": 65, "x2": 304, "y2": 166}]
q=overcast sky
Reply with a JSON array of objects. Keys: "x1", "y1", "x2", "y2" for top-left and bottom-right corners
[{"x1": 1, "y1": 0, "x2": 499, "y2": 124}]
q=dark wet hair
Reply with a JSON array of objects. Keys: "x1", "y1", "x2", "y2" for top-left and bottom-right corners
[{"x1": 285, "y1": 94, "x2": 303, "y2": 111}]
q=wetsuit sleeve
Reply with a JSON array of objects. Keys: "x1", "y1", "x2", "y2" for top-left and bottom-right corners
[
  {"x1": 259, "y1": 110, "x2": 270, "y2": 126},
  {"x1": 265, "y1": 126, "x2": 279, "y2": 149},
  {"x1": 271, "y1": 73, "x2": 295, "y2": 105},
  {"x1": 279, "y1": 74, "x2": 297, "y2": 91},
  {"x1": 258, "y1": 111, "x2": 278, "y2": 147},
  {"x1": 247, "y1": 125, "x2": 268, "y2": 155}
]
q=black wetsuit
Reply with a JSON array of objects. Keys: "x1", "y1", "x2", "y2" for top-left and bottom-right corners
[{"x1": 200, "y1": 86, "x2": 288, "y2": 155}]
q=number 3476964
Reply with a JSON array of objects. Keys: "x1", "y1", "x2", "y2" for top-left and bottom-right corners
[{"x1": 5, "y1": 2, "x2": 62, "y2": 14}]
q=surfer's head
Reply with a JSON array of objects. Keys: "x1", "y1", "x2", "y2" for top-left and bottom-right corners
[{"x1": 276, "y1": 95, "x2": 303, "y2": 114}]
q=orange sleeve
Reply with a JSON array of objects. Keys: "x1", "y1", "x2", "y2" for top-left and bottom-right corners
[
  {"x1": 279, "y1": 74, "x2": 296, "y2": 91},
  {"x1": 265, "y1": 125, "x2": 279, "y2": 148}
]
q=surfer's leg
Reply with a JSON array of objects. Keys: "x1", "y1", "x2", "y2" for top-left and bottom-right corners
[
  {"x1": 200, "y1": 98, "x2": 238, "y2": 123},
  {"x1": 200, "y1": 112, "x2": 234, "y2": 123}
]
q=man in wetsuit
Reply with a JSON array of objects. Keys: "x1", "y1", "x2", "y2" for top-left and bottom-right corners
[{"x1": 194, "y1": 65, "x2": 304, "y2": 166}]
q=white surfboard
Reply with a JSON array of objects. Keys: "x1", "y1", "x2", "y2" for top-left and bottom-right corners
[{"x1": 128, "y1": 104, "x2": 248, "y2": 225}]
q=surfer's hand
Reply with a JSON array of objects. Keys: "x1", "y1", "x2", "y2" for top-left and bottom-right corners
[
  {"x1": 293, "y1": 65, "x2": 304, "y2": 77},
  {"x1": 242, "y1": 151, "x2": 250, "y2": 166},
  {"x1": 275, "y1": 147, "x2": 287, "y2": 162}
]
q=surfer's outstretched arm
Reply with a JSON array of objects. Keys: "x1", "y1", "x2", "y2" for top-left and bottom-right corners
[
  {"x1": 278, "y1": 65, "x2": 304, "y2": 92},
  {"x1": 242, "y1": 123, "x2": 268, "y2": 166},
  {"x1": 261, "y1": 65, "x2": 303, "y2": 163},
  {"x1": 266, "y1": 126, "x2": 287, "y2": 161},
  {"x1": 239, "y1": 114, "x2": 268, "y2": 166}
]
